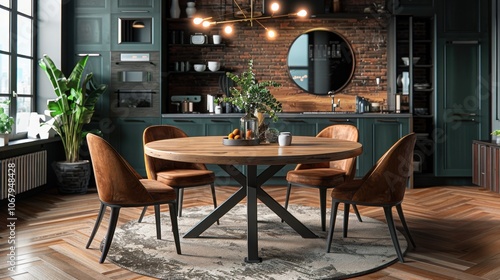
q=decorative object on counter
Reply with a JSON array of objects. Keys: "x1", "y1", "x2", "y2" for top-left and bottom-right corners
[
  {"x1": 225, "y1": 60, "x2": 282, "y2": 140},
  {"x1": 0, "y1": 98, "x2": 14, "y2": 146},
  {"x1": 491, "y1": 130, "x2": 500, "y2": 144},
  {"x1": 264, "y1": 127, "x2": 279, "y2": 143},
  {"x1": 214, "y1": 97, "x2": 223, "y2": 114},
  {"x1": 170, "y1": 0, "x2": 180, "y2": 18},
  {"x1": 395, "y1": 93, "x2": 401, "y2": 113},
  {"x1": 333, "y1": 0, "x2": 341, "y2": 12},
  {"x1": 38, "y1": 54, "x2": 108, "y2": 194},
  {"x1": 193, "y1": 0, "x2": 307, "y2": 39},
  {"x1": 185, "y1": 1, "x2": 196, "y2": 18}
]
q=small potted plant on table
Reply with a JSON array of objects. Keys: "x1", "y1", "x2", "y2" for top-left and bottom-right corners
[{"x1": 492, "y1": 130, "x2": 500, "y2": 144}]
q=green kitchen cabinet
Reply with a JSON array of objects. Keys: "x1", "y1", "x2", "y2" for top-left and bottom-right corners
[
  {"x1": 109, "y1": 117, "x2": 160, "y2": 176},
  {"x1": 275, "y1": 119, "x2": 316, "y2": 136},
  {"x1": 161, "y1": 118, "x2": 206, "y2": 136},
  {"x1": 111, "y1": 0, "x2": 156, "y2": 12},
  {"x1": 358, "y1": 117, "x2": 411, "y2": 177},
  {"x1": 435, "y1": 0, "x2": 490, "y2": 177}
]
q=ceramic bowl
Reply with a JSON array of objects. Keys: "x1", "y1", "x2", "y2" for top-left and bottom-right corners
[
  {"x1": 208, "y1": 61, "x2": 221, "y2": 72},
  {"x1": 401, "y1": 57, "x2": 420, "y2": 66},
  {"x1": 194, "y1": 64, "x2": 206, "y2": 72}
]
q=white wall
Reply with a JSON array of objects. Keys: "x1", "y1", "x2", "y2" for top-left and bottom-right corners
[{"x1": 36, "y1": 0, "x2": 62, "y2": 114}]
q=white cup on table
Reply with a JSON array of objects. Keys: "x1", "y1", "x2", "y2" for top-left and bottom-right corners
[{"x1": 278, "y1": 132, "x2": 292, "y2": 146}]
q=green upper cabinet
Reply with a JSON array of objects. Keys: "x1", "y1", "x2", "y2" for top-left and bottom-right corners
[
  {"x1": 435, "y1": 0, "x2": 490, "y2": 177},
  {"x1": 387, "y1": 0, "x2": 435, "y2": 16},
  {"x1": 111, "y1": 0, "x2": 156, "y2": 12},
  {"x1": 110, "y1": 0, "x2": 161, "y2": 51}
]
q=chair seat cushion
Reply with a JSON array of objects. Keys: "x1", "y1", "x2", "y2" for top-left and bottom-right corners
[
  {"x1": 140, "y1": 179, "x2": 177, "y2": 201},
  {"x1": 286, "y1": 168, "x2": 346, "y2": 187},
  {"x1": 156, "y1": 169, "x2": 215, "y2": 188}
]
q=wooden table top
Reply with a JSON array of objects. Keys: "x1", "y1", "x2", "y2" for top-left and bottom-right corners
[{"x1": 145, "y1": 136, "x2": 363, "y2": 165}]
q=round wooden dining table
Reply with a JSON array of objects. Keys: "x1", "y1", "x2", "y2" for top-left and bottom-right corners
[{"x1": 145, "y1": 135, "x2": 363, "y2": 263}]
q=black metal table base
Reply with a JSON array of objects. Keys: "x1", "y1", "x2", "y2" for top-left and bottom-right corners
[{"x1": 183, "y1": 164, "x2": 318, "y2": 263}]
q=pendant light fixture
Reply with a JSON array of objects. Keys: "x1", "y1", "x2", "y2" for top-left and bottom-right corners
[{"x1": 193, "y1": 1, "x2": 307, "y2": 39}]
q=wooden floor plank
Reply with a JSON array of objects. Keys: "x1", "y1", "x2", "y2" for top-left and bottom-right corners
[{"x1": 1, "y1": 185, "x2": 500, "y2": 279}]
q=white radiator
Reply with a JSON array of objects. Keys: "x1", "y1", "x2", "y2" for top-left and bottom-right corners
[{"x1": 1, "y1": 151, "x2": 47, "y2": 199}]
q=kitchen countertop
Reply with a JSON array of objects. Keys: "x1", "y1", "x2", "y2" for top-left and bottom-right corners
[{"x1": 162, "y1": 112, "x2": 413, "y2": 118}]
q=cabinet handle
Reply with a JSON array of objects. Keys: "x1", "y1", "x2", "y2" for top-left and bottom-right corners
[
  {"x1": 448, "y1": 40, "x2": 480, "y2": 44},
  {"x1": 210, "y1": 120, "x2": 231, "y2": 123},
  {"x1": 173, "y1": 119, "x2": 195, "y2": 123},
  {"x1": 124, "y1": 119, "x2": 146, "y2": 123},
  {"x1": 328, "y1": 119, "x2": 351, "y2": 123},
  {"x1": 116, "y1": 61, "x2": 156, "y2": 66},
  {"x1": 453, "y1": 113, "x2": 478, "y2": 117},
  {"x1": 120, "y1": 10, "x2": 149, "y2": 13},
  {"x1": 283, "y1": 119, "x2": 306, "y2": 123},
  {"x1": 453, "y1": 119, "x2": 478, "y2": 123},
  {"x1": 375, "y1": 119, "x2": 399, "y2": 123},
  {"x1": 76, "y1": 53, "x2": 101, "y2": 57}
]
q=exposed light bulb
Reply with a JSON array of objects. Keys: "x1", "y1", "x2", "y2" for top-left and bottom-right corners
[
  {"x1": 202, "y1": 21, "x2": 211, "y2": 28},
  {"x1": 224, "y1": 25, "x2": 233, "y2": 34},
  {"x1": 297, "y1": 10, "x2": 308, "y2": 17},
  {"x1": 267, "y1": 29, "x2": 277, "y2": 38},
  {"x1": 193, "y1": 17, "x2": 203, "y2": 25},
  {"x1": 270, "y1": 3, "x2": 280, "y2": 12}
]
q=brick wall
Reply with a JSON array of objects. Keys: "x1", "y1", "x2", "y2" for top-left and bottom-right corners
[{"x1": 168, "y1": 0, "x2": 389, "y2": 113}]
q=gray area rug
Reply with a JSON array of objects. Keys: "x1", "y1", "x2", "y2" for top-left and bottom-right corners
[{"x1": 107, "y1": 204, "x2": 407, "y2": 279}]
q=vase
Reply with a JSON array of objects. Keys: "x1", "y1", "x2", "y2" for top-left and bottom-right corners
[
  {"x1": 240, "y1": 112, "x2": 259, "y2": 140},
  {"x1": 215, "y1": 105, "x2": 222, "y2": 114},
  {"x1": 170, "y1": 0, "x2": 181, "y2": 19},
  {"x1": 186, "y1": 1, "x2": 196, "y2": 18},
  {"x1": 52, "y1": 160, "x2": 91, "y2": 194}
]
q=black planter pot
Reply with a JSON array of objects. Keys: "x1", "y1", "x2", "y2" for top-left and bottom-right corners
[{"x1": 52, "y1": 160, "x2": 91, "y2": 194}]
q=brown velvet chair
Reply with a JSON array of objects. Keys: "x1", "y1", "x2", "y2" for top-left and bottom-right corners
[
  {"x1": 85, "y1": 133, "x2": 181, "y2": 263},
  {"x1": 326, "y1": 133, "x2": 417, "y2": 263},
  {"x1": 284, "y1": 124, "x2": 362, "y2": 231},
  {"x1": 140, "y1": 125, "x2": 217, "y2": 222}
]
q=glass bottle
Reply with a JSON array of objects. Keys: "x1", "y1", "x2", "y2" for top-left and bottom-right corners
[{"x1": 240, "y1": 112, "x2": 259, "y2": 140}]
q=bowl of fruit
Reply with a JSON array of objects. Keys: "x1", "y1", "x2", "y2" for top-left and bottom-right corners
[{"x1": 223, "y1": 128, "x2": 260, "y2": 146}]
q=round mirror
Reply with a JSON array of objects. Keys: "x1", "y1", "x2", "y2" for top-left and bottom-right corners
[{"x1": 287, "y1": 29, "x2": 355, "y2": 95}]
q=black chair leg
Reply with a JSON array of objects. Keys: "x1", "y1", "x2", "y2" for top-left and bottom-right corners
[
  {"x1": 154, "y1": 204, "x2": 162, "y2": 239},
  {"x1": 86, "y1": 203, "x2": 106, "y2": 249},
  {"x1": 352, "y1": 205, "x2": 363, "y2": 222},
  {"x1": 210, "y1": 183, "x2": 220, "y2": 225},
  {"x1": 396, "y1": 204, "x2": 416, "y2": 248},
  {"x1": 100, "y1": 206, "x2": 120, "y2": 264},
  {"x1": 319, "y1": 188, "x2": 327, "y2": 231},
  {"x1": 326, "y1": 201, "x2": 340, "y2": 252},
  {"x1": 343, "y1": 203, "x2": 351, "y2": 238},
  {"x1": 177, "y1": 188, "x2": 184, "y2": 217},
  {"x1": 169, "y1": 203, "x2": 182, "y2": 254},
  {"x1": 383, "y1": 206, "x2": 405, "y2": 263},
  {"x1": 138, "y1": 206, "x2": 148, "y2": 223},
  {"x1": 281, "y1": 183, "x2": 292, "y2": 223}
]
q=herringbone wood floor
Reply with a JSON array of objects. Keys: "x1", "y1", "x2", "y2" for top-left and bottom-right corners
[{"x1": 2, "y1": 185, "x2": 500, "y2": 279}]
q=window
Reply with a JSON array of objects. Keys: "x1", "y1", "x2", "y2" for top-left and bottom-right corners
[{"x1": 0, "y1": 0, "x2": 36, "y2": 137}]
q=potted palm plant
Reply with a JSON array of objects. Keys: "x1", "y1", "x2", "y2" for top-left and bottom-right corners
[
  {"x1": 224, "y1": 60, "x2": 282, "y2": 140},
  {"x1": 0, "y1": 99, "x2": 14, "y2": 147},
  {"x1": 39, "y1": 54, "x2": 107, "y2": 194}
]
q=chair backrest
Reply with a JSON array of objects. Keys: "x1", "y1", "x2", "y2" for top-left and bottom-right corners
[
  {"x1": 296, "y1": 124, "x2": 359, "y2": 180},
  {"x1": 87, "y1": 133, "x2": 153, "y2": 205},
  {"x1": 354, "y1": 133, "x2": 417, "y2": 204},
  {"x1": 143, "y1": 125, "x2": 208, "y2": 180}
]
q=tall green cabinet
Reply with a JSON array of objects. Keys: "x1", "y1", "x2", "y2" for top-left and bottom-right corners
[{"x1": 435, "y1": 0, "x2": 490, "y2": 176}]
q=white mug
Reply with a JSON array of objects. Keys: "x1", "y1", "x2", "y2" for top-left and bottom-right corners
[
  {"x1": 213, "y1": 35, "x2": 221, "y2": 44},
  {"x1": 278, "y1": 134, "x2": 292, "y2": 146}
]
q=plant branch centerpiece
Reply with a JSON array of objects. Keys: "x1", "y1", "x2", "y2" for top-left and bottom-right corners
[
  {"x1": 39, "y1": 54, "x2": 107, "y2": 194},
  {"x1": 225, "y1": 60, "x2": 282, "y2": 140}
]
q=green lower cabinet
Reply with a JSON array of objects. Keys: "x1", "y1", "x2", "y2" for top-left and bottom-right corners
[
  {"x1": 109, "y1": 117, "x2": 160, "y2": 176},
  {"x1": 358, "y1": 117, "x2": 411, "y2": 177},
  {"x1": 274, "y1": 119, "x2": 316, "y2": 136},
  {"x1": 162, "y1": 118, "x2": 206, "y2": 136}
]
